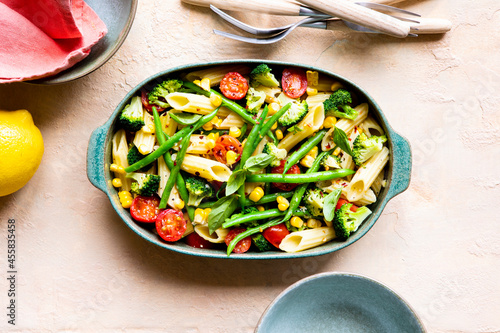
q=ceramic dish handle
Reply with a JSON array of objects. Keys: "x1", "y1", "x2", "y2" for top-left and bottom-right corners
[
  {"x1": 386, "y1": 131, "x2": 412, "y2": 200},
  {"x1": 87, "y1": 124, "x2": 108, "y2": 193}
]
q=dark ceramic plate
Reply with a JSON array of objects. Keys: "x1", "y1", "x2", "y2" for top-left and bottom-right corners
[
  {"x1": 87, "y1": 60, "x2": 412, "y2": 259},
  {"x1": 256, "y1": 272, "x2": 425, "y2": 332}
]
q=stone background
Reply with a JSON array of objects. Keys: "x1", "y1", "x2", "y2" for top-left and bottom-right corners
[{"x1": 0, "y1": 0, "x2": 499, "y2": 332}]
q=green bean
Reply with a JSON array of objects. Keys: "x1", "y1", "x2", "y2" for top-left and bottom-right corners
[
  {"x1": 158, "y1": 108, "x2": 219, "y2": 209},
  {"x1": 257, "y1": 102, "x2": 291, "y2": 146},
  {"x1": 246, "y1": 169, "x2": 355, "y2": 183},
  {"x1": 152, "y1": 108, "x2": 194, "y2": 221},
  {"x1": 281, "y1": 151, "x2": 332, "y2": 223},
  {"x1": 242, "y1": 191, "x2": 293, "y2": 206},
  {"x1": 222, "y1": 208, "x2": 283, "y2": 229},
  {"x1": 283, "y1": 129, "x2": 327, "y2": 173},
  {"x1": 240, "y1": 105, "x2": 269, "y2": 166},
  {"x1": 124, "y1": 125, "x2": 193, "y2": 173},
  {"x1": 226, "y1": 218, "x2": 283, "y2": 255},
  {"x1": 238, "y1": 122, "x2": 248, "y2": 140},
  {"x1": 183, "y1": 81, "x2": 256, "y2": 125}
]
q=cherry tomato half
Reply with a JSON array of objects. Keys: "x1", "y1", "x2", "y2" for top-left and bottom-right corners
[
  {"x1": 130, "y1": 195, "x2": 161, "y2": 223},
  {"x1": 263, "y1": 223, "x2": 290, "y2": 249},
  {"x1": 336, "y1": 199, "x2": 358, "y2": 212},
  {"x1": 225, "y1": 227, "x2": 252, "y2": 254},
  {"x1": 270, "y1": 160, "x2": 301, "y2": 191},
  {"x1": 156, "y1": 209, "x2": 187, "y2": 242},
  {"x1": 220, "y1": 72, "x2": 249, "y2": 100},
  {"x1": 282, "y1": 68, "x2": 308, "y2": 99},
  {"x1": 212, "y1": 135, "x2": 243, "y2": 165},
  {"x1": 141, "y1": 90, "x2": 165, "y2": 113},
  {"x1": 185, "y1": 232, "x2": 214, "y2": 249}
]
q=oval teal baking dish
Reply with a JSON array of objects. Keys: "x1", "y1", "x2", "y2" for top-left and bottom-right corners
[{"x1": 86, "y1": 60, "x2": 412, "y2": 259}]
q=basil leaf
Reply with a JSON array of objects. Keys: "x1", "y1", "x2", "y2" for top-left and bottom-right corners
[
  {"x1": 332, "y1": 127, "x2": 353, "y2": 156},
  {"x1": 323, "y1": 189, "x2": 342, "y2": 222},
  {"x1": 169, "y1": 112, "x2": 202, "y2": 126},
  {"x1": 225, "y1": 169, "x2": 247, "y2": 196},
  {"x1": 244, "y1": 154, "x2": 274, "y2": 173},
  {"x1": 208, "y1": 195, "x2": 239, "y2": 234}
]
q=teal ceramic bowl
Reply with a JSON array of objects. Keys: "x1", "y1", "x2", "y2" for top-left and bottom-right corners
[
  {"x1": 86, "y1": 60, "x2": 412, "y2": 259},
  {"x1": 30, "y1": 0, "x2": 137, "y2": 84},
  {"x1": 256, "y1": 272, "x2": 425, "y2": 332}
]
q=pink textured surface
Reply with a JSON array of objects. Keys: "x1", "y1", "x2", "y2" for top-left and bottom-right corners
[
  {"x1": 0, "y1": 0, "x2": 107, "y2": 83},
  {"x1": 0, "y1": 0, "x2": 499, "y2": 332}
]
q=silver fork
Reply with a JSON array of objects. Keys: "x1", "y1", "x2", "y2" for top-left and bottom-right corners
[
  {"x1": 211, "y1": 4, "x2": 418, "y2": 37},
  {"x1": 211, "y1": 5, "x2": 421, "y2": 44}
]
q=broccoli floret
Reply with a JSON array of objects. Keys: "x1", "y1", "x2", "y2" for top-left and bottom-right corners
[
  {"x1": 185, "y1": 176, "x2": 214, "y2": 206},
  {"x1": 127, "y1": 173, "x2": 161, "y2": 197},
  {"x1": 252, "y1": 233, "x2": 274, "y2": 252},
  {"x1": 352, "y1": 133, "x2": 387, "y2": 166},
  {"x1": 250, "y1": 64, "x2": 280, "y2": 87},
  {"x1": 303, "y1": 188, "x2": 326, "y2": 217},
  {"x1": 321, "y1": 154, "x2": 342, "y2": 170},
  {"x1": 333, "y1": 204, "x2": 372, "y2": 240},
  {"x1": 147, "y1": 79, "x2": 183, "y2": 108},
  {"x1": 246, "y1": 87, "x2": 266, "y2": 114},
  {"x1": 262, "y1": 142, "x2": 287, "y2": 167},
  {"x1": 323, "y1": 89, "x2": 358, "y2": 120},
  {"x1": 278, "y1": 100, "x2": 308, "y2": 127},
  {"x1": 127, "y1": 144, "x2": 153, "y2": 172},
  {"x1": 118, "y1": 96, "x2": 144, "y2": 132}
]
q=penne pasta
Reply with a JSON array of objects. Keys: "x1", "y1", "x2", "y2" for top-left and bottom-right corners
[
  {"x1": 278, "y1": 103, "x2": 325, "y2": 152},
  {"x1": 218, "y1": 111, "x2": 245, "y2": 129},
  {"x1": 371, "y1": 170, "x2": 386, "y2": 196},
  {"x1": 254, "y1": 85, "x2": 282, "y2": 104},
  {"x1": 344, "y1": 147, "x2": 390, "y2": 202},
  {"x1": 157, "y1": 156, "x2": 183, "y2": 210},
  {"x1": 173, "y1": 134, "x2": 213, "y2": 155},
  {"x1": 360, "y1": 115, "x2": 385, "y2": 137},
  {"x1": 165, "y1": 92, "x2": 216, "y2": 115},
  {"x1": 305, "y1": 92, "x2": 331, "y2": 107},
  {"x1": 133, "y1": 128, "x2": 156, "y2": 155},
  {"x1": 111, "y1": 129, "x2": 132, "y2": 191},
  {"x1": 160, "y1": 111, "x2": 178, "y2": 138},
  {"x1": 180, "y1": 154, "x2": 232, "y2": 182},
  {"x1": 279, "y1": 227, "x2": 336, "y2": 253}
]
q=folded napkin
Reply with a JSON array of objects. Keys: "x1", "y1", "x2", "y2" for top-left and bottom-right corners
[{"x1": 0, "y1": 0, "x2": 107, "y2": 83}]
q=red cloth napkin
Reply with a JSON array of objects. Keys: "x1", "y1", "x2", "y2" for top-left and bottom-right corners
[{"x1": 0, "y1": 0, "x2": 107, "y2": 83}]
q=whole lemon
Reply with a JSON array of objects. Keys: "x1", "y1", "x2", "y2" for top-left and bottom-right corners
[{"x1": 0, "y1": 110, "x2": 44, "y2": 196}]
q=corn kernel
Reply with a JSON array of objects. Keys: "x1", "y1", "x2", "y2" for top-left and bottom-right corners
[
  {"x1": 306, "y1": 70, "x2": 319, "y2": 86},
  {"x1": 175, "y1": 199, "x2": 185, "y2": 210},
  {"x1": 271, "y1": 122, "x2": 278, "y2": 130},
  {"x1": 300, "y1": 155, "x2": 315, "y2": 168},
  {"x1": 193, "y1": 79, "x2": 201, "y2": 87},
  {"x1": 331, "y1": 82, "x2": 343, "y2": 92},
  {"x1": 306, "y1": 87, "x2": 318, "y2": 96},
  {"x1": 121, "y1": 199, "x2": 133, "y2": 209},
  {"x1": 275, "y1": 129, "x2": 283, "y2": 140},
  {"x1": 307, "y1": 218, "x2": 322, "y2": 228},
  {"x1": 210, "y1": 94, "x2": 222, "y2": 107},
  {"x1": 277, "y1": 196, "x2": 289, "y2": 205},
  {"x1": 323, "y1": 116, "x2": 337, "y2": 129},
  {"x1": 249, "y1": 187, "x2": 265, "y2": 202},
  {"x1": 207, "y1": 132, "x2": 219, "y2": 141},
  {"x1": 202, "y1": 122, "x2": 213, "y2": 131},
  {"x1": 229, "y1": 126, "x2": 241, "y2": 138},
  {"x1": 241, "y1": 138, "x2": 247, "y2": 148},
  {"x1": 112, "y1": 178, "x2": 122, "y2": 188},
  {"x1": 138, "y1": 144, "x2": 149, "y2": 155},
  {"x1": 194, "y1": 208, "x2": 206, "y2": 224},
  {"x1": 204, "y1": 208, "x2": 212, "y2": 216},
  {"x1": 257, "y1": 206, "x2": 265, "y2": 212},
  {"x1": 307, "y1": 146, "x2": 318, "y2": 159},
  {"x1": 226, "y1": 150, "x2": 238, "y2": 165},
  {"x1": 110, "y1": 164, "x2": 126, "y2": 174},
  {"x1": 206, "y1": 139, "x2": 216, "y2": 149},
  {"x1": 277, "y1": 203, "x2": 288, "y2": 211},
  {"x1": 269, "y1": 102, "x2": 280, "y2": 114},
  {"x1": 213, "y1": 117, "x2": 223, "y2": 128},
  {"x1": 333, "y1": 147, "x2": 341, "y2": 156},
  {"x1": 200, "y1": 78, "x2": 211, "y2": 91},
  {"x1": 290, "y1": 216, "x2": 304, "y2": 229}
]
